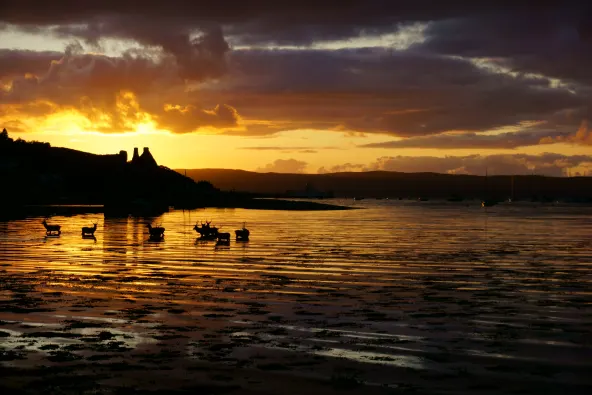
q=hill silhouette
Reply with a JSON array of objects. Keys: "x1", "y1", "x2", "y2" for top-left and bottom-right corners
[
  {"x1": 180, "y1": 168, "x2": 592, "y2": 202},
  {"x1": 0, "y1": 129, "x2": 215, "y2": 214},
  {"x1": 0, "y1": 129, "x2": 348, "y2": 218}
]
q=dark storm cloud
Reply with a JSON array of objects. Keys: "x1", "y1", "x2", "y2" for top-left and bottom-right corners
[
  {"x1": 414, "y1": 5, "x2": 592, "y2": 86},
  {"x1": 0, "y1": 1, "x2": 579, "y2": 46},
  {"x1": 51, "y1": 24, "x2": 230, "y2": 81},
  {"x1": 360, "y1": 129, "x2": 573, "y2": 149},
  {"x1": 206, "y1": 48, "x2": 582, "y2": 137},
  {"x1": 1, "y1": 0, "x2": 592, "y2": 144},
  {"x1": 0, "y1": 49, "x2": 62, "y2": 78}
]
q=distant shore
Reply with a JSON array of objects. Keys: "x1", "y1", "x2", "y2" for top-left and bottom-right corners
[
  {"x1": 214, "y1": 198, "x2": 353, "y2": 211},
  {"x1": 0, "y1": 199, "x2": 352, "y2": 220}
]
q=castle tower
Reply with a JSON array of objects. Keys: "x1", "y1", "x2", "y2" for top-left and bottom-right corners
[
  {"x1": 132, "y1": 147, "x2": 140, "y2": 163},
  {"x1": 139, "y1": 147, "x2": 157, "y2": 167}
]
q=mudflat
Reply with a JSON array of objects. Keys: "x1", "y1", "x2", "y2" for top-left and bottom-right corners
[{"x1": 0, "y1": 202, "x2": 590, "y2": 394}]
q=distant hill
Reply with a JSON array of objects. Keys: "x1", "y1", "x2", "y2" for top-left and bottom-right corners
[{"x1": 179, "y1": 168, "x2": 592, "y2": 202}]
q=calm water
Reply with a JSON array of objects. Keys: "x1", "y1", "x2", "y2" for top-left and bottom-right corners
[{"x1": 1, "y1": 201, "x2": 591, "y2": 393}]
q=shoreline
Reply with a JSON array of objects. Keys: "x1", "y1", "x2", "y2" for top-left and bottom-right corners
[
  {"x1": 214, "y1": 198, "x2": 354, "y2": 211},
  {"x1": 0, "y1": 199, "x2": 353, "y2": 220}
]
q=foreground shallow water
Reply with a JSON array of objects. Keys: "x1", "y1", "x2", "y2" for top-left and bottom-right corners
[{"x1": 1, "y1": 201, "x2": 591, "y2": 394}]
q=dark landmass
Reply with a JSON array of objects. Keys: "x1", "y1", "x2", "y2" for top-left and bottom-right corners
[
  {"x1": 181, "y1": 168, "x2": 592, "y2": 202},
  {"x1": 0, "y1": 130, "x2": 349, "y2": 219}
]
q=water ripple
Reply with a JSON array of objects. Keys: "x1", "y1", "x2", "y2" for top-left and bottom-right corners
[{"x1": 1, "y1": 203, "x2": 591, "y2": 391}]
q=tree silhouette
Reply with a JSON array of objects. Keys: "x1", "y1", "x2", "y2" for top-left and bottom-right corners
[
  {"x1": 0, "y1": 128, "x2": 11, "y2": 143},
  {"x1": 196, "y1": 180, "x2": 216, "y2": 190}
]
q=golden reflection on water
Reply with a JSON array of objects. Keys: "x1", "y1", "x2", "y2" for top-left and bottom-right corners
[{"x1": 1, "y1": 201, "x2": 591, "y2": 386}]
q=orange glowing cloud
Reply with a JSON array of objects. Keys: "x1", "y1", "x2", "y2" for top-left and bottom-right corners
[
  {"x1": 0, "y1": 33, "x2": 241, "y2": 135},
  {"x1": 540, "y1": 120, "x2": 592, "y2": 146}
]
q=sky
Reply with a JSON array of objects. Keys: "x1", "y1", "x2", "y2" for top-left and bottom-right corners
[{"x1": 1, "y1": 0, "x2": 591, "y2": 176}]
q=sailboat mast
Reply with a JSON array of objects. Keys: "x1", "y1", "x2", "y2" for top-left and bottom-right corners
[{"x1": 485, "y1": 167, "x2": 488, "y2": 198}]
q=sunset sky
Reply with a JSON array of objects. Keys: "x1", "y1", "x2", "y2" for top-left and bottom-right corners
[{"x1": 1, "y1": 1, "x2": 591, "y2": 176}]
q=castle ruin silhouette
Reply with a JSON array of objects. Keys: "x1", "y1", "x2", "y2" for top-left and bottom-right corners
[{"x1": 130, "y1": 147, "x2": 157, "y2": 167}]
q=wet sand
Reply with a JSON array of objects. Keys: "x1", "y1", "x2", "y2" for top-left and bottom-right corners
[{"x1": 0, "y1": 202, "x2": 591, "y2": 394}]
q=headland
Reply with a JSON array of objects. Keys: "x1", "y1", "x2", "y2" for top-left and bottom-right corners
[{"x1": 0, "y1": 129, "x2": 350, "y2": 219}]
